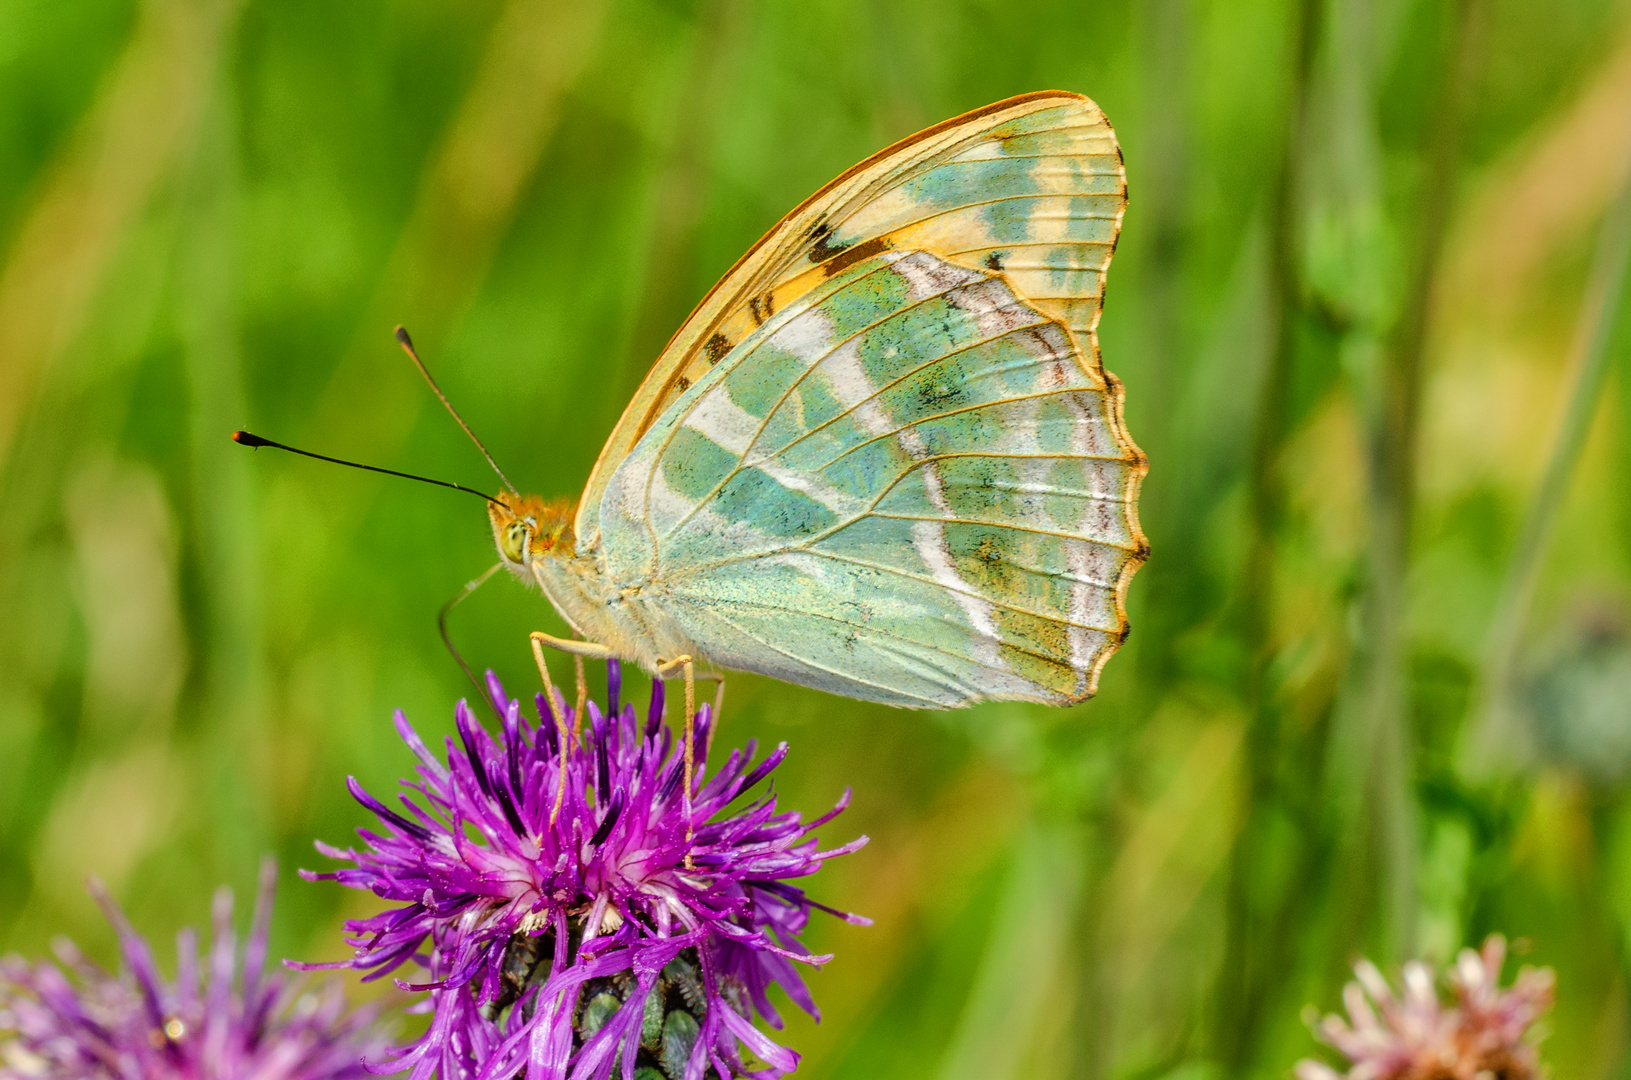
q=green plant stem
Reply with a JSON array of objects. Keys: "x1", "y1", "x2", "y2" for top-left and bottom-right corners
[
  {"x1": 1361, "y1": 0, "x2": 1487, "y2": 959},
  {"x1": 1215, "y1": 0, "x2": 1320, "y2": 1071},
  {"x1": 1127, "y1": 0, "x2": 1194, "y2": 698},
  {"x1": 1136, "y1": 0, "x2": 1189, "y2": 510},
  {"x1": 1470, "y1": 120, "x2": 1631, "y2": 773},
  {"x1": 1070, "y1": 14, "x2": 1194, "y2": 1064},
  {"x1": 178, "y1": 8, "x2": 264, "y2": 871}
]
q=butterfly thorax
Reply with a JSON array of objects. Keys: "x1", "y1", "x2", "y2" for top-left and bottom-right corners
[{"x1": 489, "y1": 493, "x2": 698, "y2": 674}]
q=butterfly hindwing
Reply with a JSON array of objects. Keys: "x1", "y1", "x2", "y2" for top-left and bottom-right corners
[{"x1": 598, "y1": 249, "x2": 1142, "y2": 706}]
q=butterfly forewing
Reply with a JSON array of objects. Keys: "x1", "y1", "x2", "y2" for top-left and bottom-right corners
[
  {"x1": 577, "y1": 92, "x2": 1128, "y2": 544},
  {"x1": 585, "y1": 91, "x2": 1145, "y2": 707}
]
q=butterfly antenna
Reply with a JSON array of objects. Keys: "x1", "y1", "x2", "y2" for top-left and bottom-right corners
[
  {"x1": 231, "y1": 430, "x2": 504, "y2": 508},
  {"x1": 440, "y1": 562, "x2": 504, "y2": 721},
  {"x1": 394, "y1": 326, "x2": 519, "y2": 497}
]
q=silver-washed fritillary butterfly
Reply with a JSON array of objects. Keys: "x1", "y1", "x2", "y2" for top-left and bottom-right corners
[{"x1": 487, "y1": 91, "x2": 1147, "y2": 710}]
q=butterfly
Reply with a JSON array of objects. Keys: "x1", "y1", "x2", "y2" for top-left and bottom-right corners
[{"x1": 488, "y1": 90, "x2": 1147, "y2": 711}]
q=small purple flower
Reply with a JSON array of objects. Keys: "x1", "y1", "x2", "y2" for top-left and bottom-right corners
[
  {"x1": 1296, "y1": 935, "x2": 1555, "y2": 1080},
  {"x1": 0, "y1": 861, "x2": 391, "y2": 1080},
  {"x1": 302, "y1": 663, "x2": 868, "y2": 1080}
]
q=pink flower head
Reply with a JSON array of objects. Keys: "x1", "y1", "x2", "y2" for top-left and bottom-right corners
[{"x1": 1296, "y1": 935, "x2": 1555, "y2": 1080}]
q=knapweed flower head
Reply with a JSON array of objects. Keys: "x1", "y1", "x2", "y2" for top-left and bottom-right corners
[
  {"x1": 303, "y1": 662, "x2": 868, "y2": 1080},
  {"x1": 1296, "y1": 935, "x2": 1555, "y2": 1080},
  {"x1": 0, "y1": 861, "x2": 390, "y2": 1080}
]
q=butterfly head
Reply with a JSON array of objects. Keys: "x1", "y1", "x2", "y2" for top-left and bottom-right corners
[{"x1": 489, "y1": 493, "x2": 575, "y2": 570}]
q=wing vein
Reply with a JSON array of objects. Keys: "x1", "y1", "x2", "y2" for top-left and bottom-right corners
[
  {"x1": 789, "y1": 548, "x2": 1118, "y2": 633},
  {"x1": 663, "y1": 441, "x2": 1135, "y2": 579},
  {"x1": 674, "y1": 589, "x2": 1071, "y2": 685},
  {"x1": 637, "y1": 255, "x2": 909, "y2": 555},
  {"x1": 868, "y1": 512, "x2": 1146, "y2": 551},
  {"x1": 815, "y1": 385, "x2": 1126, "y2": 473},
  {"x1": 745, "y1": 321, "x2": 1062, "y2": 467},
  {"x1": 680, "y1": 603, "x2": 973, "y2": 705},
  {"x1": 635, "y1": 144, "x2": 1122, "y2": 453},
  {"x1": 811, "y1": 118, "x2": 1116, "y2": 245},
  {"x1": 648, "y1": 259, "x2": 1035, "y2": 545}
]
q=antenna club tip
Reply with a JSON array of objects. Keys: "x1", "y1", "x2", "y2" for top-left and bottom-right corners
[
  {"x1": 232, "y1": 430, "x2": 269, "y2": 448},
  {"x1": 394, "y1": 325, "x2": 414, "y2": 349}
]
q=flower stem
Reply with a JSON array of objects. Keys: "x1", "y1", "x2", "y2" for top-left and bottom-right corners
[
  {"x1": 1216, "y1": 0, "x2": 1321, "y2": 1072},
  {"x1": 1356, "y1": 0, "x2": 1488, "y2": 960}
]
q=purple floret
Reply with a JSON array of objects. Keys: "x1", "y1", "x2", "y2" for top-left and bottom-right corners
[
  {"x1": 301, "y1": 663, "x2": 868, "y2": 1080},
  {"x1": 0, "y1": 860, "x2": 391, "y2": 1080}
]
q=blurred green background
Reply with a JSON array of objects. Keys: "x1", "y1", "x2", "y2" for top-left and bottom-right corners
[{"x1": 3, "y1": 0, "x2": 1631, "y2": 1077}]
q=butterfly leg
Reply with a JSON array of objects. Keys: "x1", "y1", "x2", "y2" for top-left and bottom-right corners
[
  {"x1": 697, "y1": 672, "x2": 725, "y2": 751},
  {"x1": 656, "y1": 654, "x2": 698, "y2": 864},
  {"x1": 529, "y1": 631, "x2": 616, "y2": 827},
  {"x1": 573, "y1": 655, "x2": 587, "y2": 740}
]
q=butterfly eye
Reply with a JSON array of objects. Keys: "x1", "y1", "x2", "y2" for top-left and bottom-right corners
[{"x1": 501, "y1": 521, "x2": 529, "y2": 563}]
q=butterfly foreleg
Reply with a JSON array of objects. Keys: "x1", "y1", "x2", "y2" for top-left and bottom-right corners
[
  {"x1": 528, "y1": 630, "x2": 618, "y2": 661},
  {"x1": 656, "y1": 653, "x2": 698, "y2": 865},
  {"x1": 573, "y1": 655, "x2": 586, "y2": 740},
  {"x1": 530, "y1": 631, "x2": 615, "y2": 827},
  {"x1": 697, "y1": 672, "x2": 725, "y2": 753}
]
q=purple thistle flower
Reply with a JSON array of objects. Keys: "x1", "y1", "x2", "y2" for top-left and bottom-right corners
[
  {"x1": 300, "y1": 662, "x2": 869, "y2": 1080},
  {"x1": 0, "y1": 860, "x2": 391, "y2": 1080},
  {"x1": 1296, "y1": 935, "x2": 1555, "y2": 1080}
]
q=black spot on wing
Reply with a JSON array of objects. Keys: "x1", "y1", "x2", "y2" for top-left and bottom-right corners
[
  {"x1": 748, "y1": 294, "x2": 771, "y2": 326},
  {"x1": 704, "y1": 332, "x2": 731, "y2": 365},
  {"x1": 917, "y1": 374, "x2": 965, "y2": 412},
  {"x1": 805, "y1": 214, "x2": 892, "y2": 278},
  {"x1": 985, "y1": 251, "x2": 1005, "y2": 271},
  {"x1": 821, "y1": 236, "x2": 890, "y2": 278},
  {"x1": 807, "y1": 219, "x2": 846, "y2": 263}
]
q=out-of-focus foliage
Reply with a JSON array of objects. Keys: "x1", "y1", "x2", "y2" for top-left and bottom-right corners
[{"x1": 2, "y1": 1, "x2": 1630, "y2": 1079}]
